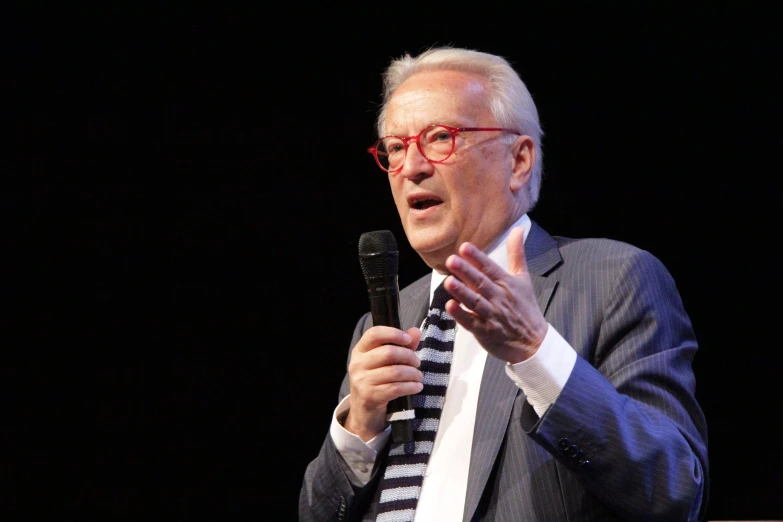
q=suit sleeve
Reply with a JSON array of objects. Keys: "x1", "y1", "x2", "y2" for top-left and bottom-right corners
[
  {"x1": 299, "y1": 312, "x2": 386, "y2": 521},
  {"x1": 520, "y1": 249, "x2": 709, "y2": 522}
]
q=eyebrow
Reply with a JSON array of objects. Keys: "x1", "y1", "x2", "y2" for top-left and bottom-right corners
[{"x1": 385, "y1": 121, "x2": 465, "y2": 136}]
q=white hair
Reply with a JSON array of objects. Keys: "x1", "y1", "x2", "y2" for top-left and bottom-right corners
[{"x1": 377, "y1": 46, "x2": 545, "y2": 210}]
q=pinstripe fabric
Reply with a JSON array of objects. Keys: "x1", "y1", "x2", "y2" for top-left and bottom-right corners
[
  {"x1": 299, "y1": 220, "x2": 709, "y2": 522},
  {"x1": 376, "y1": 283, "x2": 456, "y2": 521}
]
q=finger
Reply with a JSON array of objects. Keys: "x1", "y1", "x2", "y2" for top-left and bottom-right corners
[
  {"x1": 507, "y1": 226, "x2": 527, "y2": 275},
  {"x1": 457, "y1": 241, "x2": 509, "y2": 282},
  {"x1": 445, "y1": 253, "x2": 498, "y2": 300},
  {"x1": 373, "y1": 381, "x2": 425, "y2": 400},
  {"x1": 356, "y1": 326, "x2": 413, "y2": 353},
  {"x1": 360, "y1": 344, "x2": 423, "y2": 371},
  {"x1": 367, "y1": 364, "x2": 424, "y2": 387},
  {"x1": 444, "y1": 299, "x2": 483, "y2": 332},
  {"x1": 443, "y1": 274, "x2": 494, "y2": 318}
]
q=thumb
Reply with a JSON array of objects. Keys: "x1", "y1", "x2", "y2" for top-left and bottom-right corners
[
  {"x1": 507, "y1": 226, "x2": 528, "y2": 275},
  {"x1": 405, "y1": 327, "x2": 422, "y2": 351}
]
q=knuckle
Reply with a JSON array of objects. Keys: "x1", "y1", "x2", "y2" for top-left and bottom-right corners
[
  {"x1": 388, "y1": 364, "x2": 407, "y2": 381},
  {"x1": 393, "y1": 383, "x2": 409, "y2": 397},
  {"x1": 386, "y1": 382, "x2": 405, "y2": 399},
  {"x1": 367, "y1": 325, "x2": 393, "y2": 343},
  {"x1": 365, "y1": 326, "x2": 383, "y2": 344},
  {"x1": 348, "y1": 357, "x2": 362, "y2": 374},
  {"x1": 382, "y1": 345, "x2": 401, "y2": 363}
]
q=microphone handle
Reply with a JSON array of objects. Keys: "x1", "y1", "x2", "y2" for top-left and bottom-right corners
[{"x1": 368, "y1": 286, "x2": 415, "y2": 444}]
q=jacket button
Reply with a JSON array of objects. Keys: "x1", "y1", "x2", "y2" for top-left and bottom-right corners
[
  {"x1": 564, "y1": 444, "x2": 579, "y2": 457},
  {"x1": 578, "y1": 458, "x2": 591, "y2": 467},
  {"x1": 336, "y1": 495, "x2": 347, "y2": 520},
  {"x1": 558, "y1": 438, "x2": 570, "y2": 449}
]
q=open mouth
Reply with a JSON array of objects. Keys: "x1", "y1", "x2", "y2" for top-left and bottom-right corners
[{"x1": 409, "y1": 195, "x2": 443, "y2": 210}]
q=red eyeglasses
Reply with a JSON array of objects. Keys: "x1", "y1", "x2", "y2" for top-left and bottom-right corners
[{"x1": 367, "y1": 124, "x2": 520, "y2": 173}]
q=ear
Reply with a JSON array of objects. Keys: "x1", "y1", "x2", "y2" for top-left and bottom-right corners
[{"x1": 509, "y1": 136, "x2": 535, "y2": 193}]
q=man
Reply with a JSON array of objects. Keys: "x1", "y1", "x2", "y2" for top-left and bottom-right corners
[{"x1": 300, "y1": 46, "x2": 709, "y2": 521}]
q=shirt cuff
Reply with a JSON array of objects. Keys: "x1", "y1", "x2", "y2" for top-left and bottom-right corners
[
  {"x1": 329, "y1": 395, "x2": 391, "y2": 486},
  {"x1": 504, "y1": 324, "x2": 577, "y2": 417}
]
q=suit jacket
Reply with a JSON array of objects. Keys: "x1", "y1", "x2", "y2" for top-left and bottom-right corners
[{"x1": 300, "y1": 221, "x2": 709, "y2": 521}]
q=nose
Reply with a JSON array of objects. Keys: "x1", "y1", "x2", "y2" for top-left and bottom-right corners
[{"x1": 398, "y1": 140, "x2": 433, "y2": 180}]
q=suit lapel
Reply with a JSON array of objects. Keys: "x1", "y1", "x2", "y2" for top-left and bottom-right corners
[
  {"x1": 400, "y1": 275, "x2": 431, "y2": 330},
  {"x1": 462, "y1": 221, "x2": 562, "y2": 522}
]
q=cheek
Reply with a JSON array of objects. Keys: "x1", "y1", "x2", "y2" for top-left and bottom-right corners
[
  {"x1": 389, "y1": 181, "x2": 407, "y2": 210},
  {"x1": 451, "y1": 165, "x2": 490, "y2": 201},
  {"x1": 450, "y1": 171, "x2": 506, "y2": 218}
]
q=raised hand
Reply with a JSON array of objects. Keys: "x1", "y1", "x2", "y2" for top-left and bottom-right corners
[{"x1": 443, "y1": 226, "x2": 548, "y2": 364}]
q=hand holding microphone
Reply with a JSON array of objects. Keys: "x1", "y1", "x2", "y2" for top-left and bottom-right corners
[{"x1": 345, "y1": 230, "x2": 422, "y2": 443}]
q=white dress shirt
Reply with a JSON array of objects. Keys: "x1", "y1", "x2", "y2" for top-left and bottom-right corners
[{"x1": 330, "y1": 214, "x2": 578, "y2": 521}]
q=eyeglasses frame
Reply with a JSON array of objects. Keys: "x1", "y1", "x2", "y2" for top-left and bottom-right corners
[{"x1": 367, "y1": 124, "x2": 521, "y2": 173}]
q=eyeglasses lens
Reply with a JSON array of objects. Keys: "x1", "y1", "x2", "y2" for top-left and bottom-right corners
[{"x1": 376, "y1": 125, "x2": 455, "y2": 171}]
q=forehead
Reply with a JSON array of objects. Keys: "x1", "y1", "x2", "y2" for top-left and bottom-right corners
[{"x1": 385, "y1": 70, "x2": 492, "y2": 131}]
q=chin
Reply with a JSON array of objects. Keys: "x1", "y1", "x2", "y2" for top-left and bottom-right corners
[{"x1": 406, "y1": 227, "x2": 456, "y2": 264}]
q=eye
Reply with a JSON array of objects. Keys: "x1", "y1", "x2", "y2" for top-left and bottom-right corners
[
  {"x1": 383, "y1": 137, "x2": 405, "y2": 155},
  {"x1": 422, "y1": 126, "x2": 453, "y2": 144}
]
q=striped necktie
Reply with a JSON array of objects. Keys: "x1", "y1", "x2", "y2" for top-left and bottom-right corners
[{"x1": 376, "y1": 282, "x2": 456, "y2": 522}]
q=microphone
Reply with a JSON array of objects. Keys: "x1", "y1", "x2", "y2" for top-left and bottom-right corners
[{"x1": 358, "y1": 230, "x2": 415, "y2": 444}]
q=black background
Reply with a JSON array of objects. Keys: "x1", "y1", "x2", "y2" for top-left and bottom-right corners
[{"x1": 2, "y1": 4, "x2": 782, "y2": 521}]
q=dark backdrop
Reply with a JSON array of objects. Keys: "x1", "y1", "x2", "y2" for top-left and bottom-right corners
[{"x1": 3, "y1": 4, "x2": 781, "y2": 521}]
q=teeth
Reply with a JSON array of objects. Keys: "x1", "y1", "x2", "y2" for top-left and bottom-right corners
[{"x1": 409, "y1": 195, "x2": 441, "y2": 210}]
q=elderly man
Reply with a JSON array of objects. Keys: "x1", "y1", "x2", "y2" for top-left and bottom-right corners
[{"x1": 300, "y1": 46, "x2": 709, "y2": 522}]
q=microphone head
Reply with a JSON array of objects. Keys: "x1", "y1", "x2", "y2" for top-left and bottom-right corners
[{"x1": 358, "y1": 230, "x2": 399, "y2": 280}]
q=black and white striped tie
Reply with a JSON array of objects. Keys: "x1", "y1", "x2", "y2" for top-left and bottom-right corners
[{"x1": 376, "y1": 282, "x2": 456, "y2": 522}]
